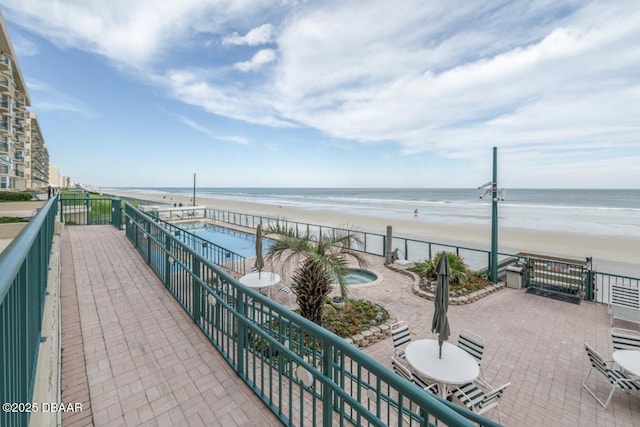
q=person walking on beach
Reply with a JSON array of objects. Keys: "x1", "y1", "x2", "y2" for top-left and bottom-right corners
[{"x1": 414, "y1": 208, "x2": 418, "y2": 217}]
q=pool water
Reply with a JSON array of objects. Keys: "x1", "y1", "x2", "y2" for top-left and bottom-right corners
[
  {"x1": 179, "y1": 223, "x2": 271, "y2": 258},
  {"x1": 343, "y1": 268, "x2": 378, "y2": 285}
]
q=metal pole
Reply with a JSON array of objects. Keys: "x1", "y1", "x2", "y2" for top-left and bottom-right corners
[
  {"x1": 193, "y1": 173, "x2": 196, "y2": 206},
  {"x1": 491, "y1": 147, "x2": 498, "y2": 283}
]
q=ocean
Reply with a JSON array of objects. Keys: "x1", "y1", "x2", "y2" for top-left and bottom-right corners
[{"x1": 117, "y1": 187, "x2": 640, "y2": 238}]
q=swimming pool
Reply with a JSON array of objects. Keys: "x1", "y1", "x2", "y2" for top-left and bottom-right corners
[
  {"x1": 178, "y1": 223, "x2": 271, "y2": 258},
  {"x1": 342, "y1": 268, "x2": 379, "y2": 286}
]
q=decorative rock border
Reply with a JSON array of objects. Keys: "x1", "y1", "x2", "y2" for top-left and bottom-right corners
[
  {"x1": 386, "y1": 262, "x2": 506, "y2": 305},
  {"x1": 344, "y1": 319, "x2": 395, "y2": 349}
]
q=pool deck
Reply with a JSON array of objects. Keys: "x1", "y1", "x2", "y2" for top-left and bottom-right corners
[{"x1": 59, "y1": 225, "x2": 640, "y2": 426}]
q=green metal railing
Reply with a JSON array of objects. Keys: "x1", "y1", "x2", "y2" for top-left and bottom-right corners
[
  {"x1": 126, "y1": 203, "x2": 500, "y2": 426},
  {"x1": 59, "y1": 193, "x2": 122, "y2": 228},
  {"x1": 205, "y1": 208, "x2": 516, "y2": 272},
  {"x1": 142, "y1": 215, "x2": 247, "y2": 276},
  {"x1": 0, "y1": 194, "x2": 58, "y2": 427},
  {"x1": 593, "y1": 272, "x2": 640, "y2": 305}
]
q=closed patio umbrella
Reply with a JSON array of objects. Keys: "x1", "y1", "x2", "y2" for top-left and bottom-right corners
[
  {"x1": 254, "y1": 223, "x2": 265, "y2": 277},
  {"x1": 431, "y1": 253, "x2": 451, "y2": 359}
]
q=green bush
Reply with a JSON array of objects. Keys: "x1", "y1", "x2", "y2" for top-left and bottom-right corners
[
  {"x1": 0, "y1": 216, "x2": 29, "y2": 223},
  {"x1": 409, "y1": 251, "x2": 471, "y2": 286},
  {"x1": 0, "y1": 191, "x2": 34, "y2": 202},
  {"x1": 410, "y1": 251, "x2": 492, "y2": 296}
]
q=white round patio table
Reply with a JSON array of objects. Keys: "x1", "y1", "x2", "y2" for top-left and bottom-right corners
[
  {"x1": 613, "y1": 350, "x2": 640, "y2": 377},
  {"x1": 405, "y1": 339, "x2": 479, "y2": 398},
  {"x1": 239, "y1": 272, "x2": 281, "y2": 297}
]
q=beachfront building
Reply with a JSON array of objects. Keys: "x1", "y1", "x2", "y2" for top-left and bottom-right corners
[
  {"x1": 26, "y1": 112, "x2": 49, "y2": 190},
  {"x1": 0, "y1": 10, "x2": 34, "y2": 190},
  {"x1": 49, "y1": 165, "x2": 70, "y2": 189}
]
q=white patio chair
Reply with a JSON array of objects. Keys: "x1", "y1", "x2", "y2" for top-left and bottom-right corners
[
  {"x1": 583, "y1": 342, "x2": 640, "y2": 409},
  {"x1": 391, "y1": 356, "x2": 438, "y2": 395},
  {"x1": 452, "y1": 381, "x2": 510, "y2": 424},
  {"x1": 457, "y1": 329, "x2": 487, "y2": 385},
  {"x1": 279, "y1": 284, "x2": 294, "y2": 305},
  {"x1": 611, "y1": 327, "x2": 640, "y2": 351},
  {"x1": 390, "y1": 321, "x2": 412, "y2": 359}
]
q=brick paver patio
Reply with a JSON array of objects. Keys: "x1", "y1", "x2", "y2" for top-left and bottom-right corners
[
  {"x1": 59, "y1": 224, "x2": 640, "y2": 426},
  {"x1": 60, "y1": 226, "x2": 281, "y2": 426}
]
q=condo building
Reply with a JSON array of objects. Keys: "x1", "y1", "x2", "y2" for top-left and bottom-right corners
[{"x1": 0, "y1": 10, "x2": 50, "y2": 191}]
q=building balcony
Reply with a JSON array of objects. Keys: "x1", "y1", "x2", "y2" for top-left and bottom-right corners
[
  {"x1": 0, "y1": 54, "x2": 11, "y2": 72},
  {"x1": 0, "y1": 156, "x2": 11, "y2": 168},
  {"x1": 0, "y1": 77, "x2": 10, "y2": 91}
]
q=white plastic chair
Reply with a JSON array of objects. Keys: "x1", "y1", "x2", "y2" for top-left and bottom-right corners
[
  {"x1": 611, "y1": 327, "x2": 640, "y2": 351},
  {"x1": 583, "y1": 342, "x2": 640, "y2": 409},
  {"x1": 279, "y1": 284, "x2": 294, "y2": 305},
  {"x1": 457, "y1": 329, "x2": 487, "y2": 385},
  {"x1": 452, "y1": 381, "x2": 510, "y2": 424},
  {"x1": 390, "y1": 321, "x2": 412, "y2": 358},
  {"x1": 391, "y1": 356, "x2": 438, "y2": 395}
]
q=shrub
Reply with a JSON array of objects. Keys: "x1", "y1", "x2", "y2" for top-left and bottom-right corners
[
  {"x1": 0, "y1": 191, "x2": 34, "y2": 202},
  {"x1": 0, "y1": 216, "x2": 29, "y2": 224}
]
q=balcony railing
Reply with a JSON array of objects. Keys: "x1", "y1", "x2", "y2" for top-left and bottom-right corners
[
  {"x1": 125, "y1": 203, "x2": 500, "y2": 427},
  {"x1": 0, "y1": 195, "x2": 58, "y2": 427},
  {"x1": 0, "y1": 54, "x2": 11, "y2": 71}
]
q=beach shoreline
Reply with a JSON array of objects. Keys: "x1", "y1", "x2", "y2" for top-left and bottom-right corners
[{"x1": 107, "y1": 189, "x2": 640, "y2": 276}]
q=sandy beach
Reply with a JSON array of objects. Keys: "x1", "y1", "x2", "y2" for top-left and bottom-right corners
[{"x1": 108, "y1": 189, "x2": 640, "y2": 277}]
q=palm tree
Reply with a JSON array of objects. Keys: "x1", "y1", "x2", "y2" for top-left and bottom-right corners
[{"x1": 265, "y1": 223, "x2": 368, "y2": 324}]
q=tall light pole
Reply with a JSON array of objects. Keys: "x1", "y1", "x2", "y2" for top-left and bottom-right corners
[
  {"x1": 490, "y1": 147, "x2": 498, "y2": 283},
  {"x1": 193, "y1": 173, "x2": 196, "y2": 206},
  {"x1": 478, "y1": 147, "x2": 502, "y2": 283}
]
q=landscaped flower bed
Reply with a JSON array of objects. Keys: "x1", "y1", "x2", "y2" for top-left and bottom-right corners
[
  {"x1": 409, "y1": 251, "x2": 492, "y2": 297},
  {"x1": 321, "y1": 298, "x2": 389, "y2": 338}
]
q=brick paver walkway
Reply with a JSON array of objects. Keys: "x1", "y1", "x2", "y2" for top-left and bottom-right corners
[
  {"x1": 61, "y1": 228, "x2": 94, "y2": 426},
  {"x1": 356, "y1": 254, "x2": 640, "y2": 426},
  {"x1": 60, "y1": 226, "x2": 281, "y2": 426}
]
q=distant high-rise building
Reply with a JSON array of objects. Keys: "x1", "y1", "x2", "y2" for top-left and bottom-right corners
[
  {"x1": 0, "y1": 10, "x2": 49, "y2": 191},
  {"x1": 26, "y1": 112, "x2": 49, "y2": 189}
]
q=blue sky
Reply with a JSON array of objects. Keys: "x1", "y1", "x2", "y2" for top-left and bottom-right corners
[{"x1": 1, "y1": 1, "x2": 639, "y2": 188}]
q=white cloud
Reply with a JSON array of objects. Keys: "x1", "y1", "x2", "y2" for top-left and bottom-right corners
[
  {"x1": 4, "y1": 0, "x2": 640, "y2": 185},
  {"x1": 222, "y1": 23, "x2": 273, "y2": 46},
  {"x1": 11, "y1": 34, "x2": 39, "y2": 56},
  {"x1": 162, "y1": 68, "x2": 293, "y2": 127},
  {"x1": 25, "y1": 78, "x2": 93, "y2": 115},
  {"x1": 234, "y1": 49, "x2": 276, "y2": 72},
  {"x1": 218, "y1": 135, "x2": 249, "y2": 145},
  {"x1": 0, "y1": 0, "x2": 278, "y2": 67}
]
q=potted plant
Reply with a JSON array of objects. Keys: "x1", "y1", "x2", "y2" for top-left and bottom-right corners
[{"x1": 332, "y1": 295, "x2": 345, "y2": 309}]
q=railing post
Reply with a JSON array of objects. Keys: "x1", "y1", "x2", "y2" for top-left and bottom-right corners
[
  {"x1": 111, "y1": 198, "x2": 122, "y2": 229},
  {"x1": 145, "y1": 221, "x2": 151, "y2": 263},
  {"x1": 84, "y1": 192, "x2": 90, "y2": 225},
  {"x1": 192, "y1": 257, "x2": 201, "y2": 323},
  {"x1": 322, "y1": 341, "x2": 334, "y2": 427},
  {"x1": 585, "y1": 269, "x2": 594, "y2": 302},
  {"x1": 384, "y1": 226, "x2": 392, "y2": 264},
  {"x1": 164, "y1": 233, "x2": 172, "y2": 288}
]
